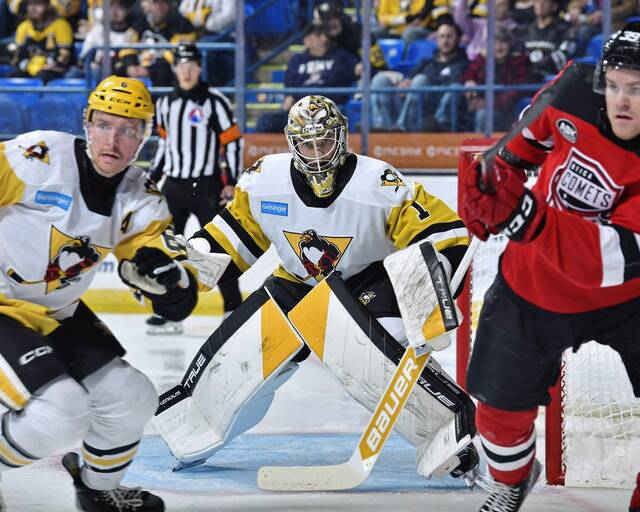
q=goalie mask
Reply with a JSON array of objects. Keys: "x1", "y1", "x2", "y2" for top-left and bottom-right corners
[
  {"x1": 594, "y1": 22, "x2": 640, "y2": 94},
  {"x1": 285, "y1": 95, "x2": 348, "y2": 198}
]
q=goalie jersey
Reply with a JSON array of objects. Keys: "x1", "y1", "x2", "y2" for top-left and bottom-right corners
[
  {"x1": 199, "y1": 152, "x2": 469, "y2": 286},
  {"x1": 0, "y1": 131, "x2": 181, "y2": 335}
]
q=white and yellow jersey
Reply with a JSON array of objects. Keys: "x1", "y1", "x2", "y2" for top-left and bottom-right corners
[
  {"x1": 201, "y1": 153, "x2": 469, "y2": 284},
  {"x1": 0, "y1": 131, "x2": 181, "y2": 335}
]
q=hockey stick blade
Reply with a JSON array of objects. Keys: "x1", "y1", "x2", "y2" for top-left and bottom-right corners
[{"x1": 257, "y1": 239, "x2": 481, "y2": 491}]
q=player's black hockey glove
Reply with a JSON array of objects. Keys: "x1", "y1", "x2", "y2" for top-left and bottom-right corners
[{"x1": 119, "y1": 247, "x2": 197, "y2": 321}]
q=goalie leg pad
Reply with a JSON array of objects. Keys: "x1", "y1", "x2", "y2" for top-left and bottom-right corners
[
  {"x1": 288, "y1": 273, "x2": 475, "y2": 477},
  {"x1": 154, "y1": 288, "x2": 304, "y2": 464}
]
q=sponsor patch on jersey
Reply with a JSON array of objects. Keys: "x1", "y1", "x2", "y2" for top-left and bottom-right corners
[
  {"x1": 556, "y1": 119, "x2": 577, "y2": 143},
  {"x1": 20, "y1": 141, "x2": 50, "y2": 164},
  {"x1": 261, "y1": 201, "x2": 288, "y2": 216},
  {"x1": 548, "y1": 147, "x2": 623, "y2": 216},
  {"x1": 35, "y1": 190, "x2": 72, "y2": 210}
]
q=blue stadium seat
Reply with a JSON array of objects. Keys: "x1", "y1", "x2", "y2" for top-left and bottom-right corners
[
  {"x1": 246, "y1": 0, "x2": 296, "y2": 36},
  {"x1": 514, "y1": 96, "x2": 532, "y2": 118},
  {"x1": 344, "y1": 98, "x2": 362, "y2": 133},
  {"x1": 271, "y1": 69, "x2": 286, "y2": 83},
  {"x1": 43, "y1": 78, "x2": 88, "y2": 104},
  {"x1": 0, "y1": 77, "x2": 42, "y2": 107},
  {"x1": 586, "y1": 34, "x2": 603, "y2": 61},
  {"x1": 377, "y1": 39, "x2": 404, "y2": 69},
  {"x1": 394, "y1": 39, "x2": 437, "y2": 73},
  {"x1": 28, "y1": 98, "x2": 84, "y2": 134},
  {"x1": 0, "y1": 94, "x2": 28, "y2": 135},
  {"x1": 0, "y1": 64, "x2": 13, "y2": 77}
]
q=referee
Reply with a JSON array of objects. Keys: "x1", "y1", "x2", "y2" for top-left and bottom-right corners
[{"x1": 147, "y1": 43, "x2": 243, "y2": 335}]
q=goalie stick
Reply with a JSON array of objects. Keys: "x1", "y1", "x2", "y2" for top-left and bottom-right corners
[
  {"x1": 257, "y1": 237, "x2": 480, "y2": 492},
  {"x1": 255, "y1": 64, "x2": 579, "y2": 491}
]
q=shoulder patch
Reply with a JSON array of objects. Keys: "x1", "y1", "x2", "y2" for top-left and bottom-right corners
[
  {"x1": 380, "y1": 168, "x2": 405, "y2": 192},
  {"x1": 20, "y1": 141, "x2": 50, "y2": 164},
  {"x1": 556, "y1": 119, "x2": 577, "y2": 143}
]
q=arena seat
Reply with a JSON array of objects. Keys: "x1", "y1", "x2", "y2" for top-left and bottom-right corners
[
  {"x1": 394, "y1": 39, "x2": 437, "y2": 74},
  {"x1": 0, "y1": 94, "x2": 28, "y2": 135},
  {"x1": 0, "y1": 77, "x2": 42, "y2": 107},
  {"x1": 29, "y1": 98, "x2": 84, "y2": 134},
  {"x1": 377, "y1": 39, "x2": 404, "y2": 69}
]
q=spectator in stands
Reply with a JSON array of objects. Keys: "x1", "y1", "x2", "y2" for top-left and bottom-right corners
[
  {"x1": 1, "y1": 0, "x2": 20, "y2": 38},
  {"x1": 371, "y1": 17, "x2": 468, "y2": 132},
  {"x1": 178, "y1": 0, "x2": 237, "y2": 86},
  {"x1": 314, "y1": 0, "x2": 387, "y2": 78},
  {"x1": 461, "y1": 25, "x2": 531, "y2": 132},
  {"x1": 454, "y1": 0, "x2": 517, "y2": 60},
  {"x1": 256, "y1": 24, "x2": 357, "y2": 133},
  {"x1": 515, "y1": 0, "x2": 577, "y2": 82},
  {"x1": 512, "y1": 0, "x2": 535, "y2": 24},
  {"x1": 376, "y1": 0, "x2": 452, "y2": 53},
  {"x1": 68, "y1": 0, "x2": 137, "y2": 82},
  {"x1": 119, "y1": 0, "x2": 197, "y2": 86},
  {"x1": 8, "y1": 0, "x2": 73, "y2": 83}
]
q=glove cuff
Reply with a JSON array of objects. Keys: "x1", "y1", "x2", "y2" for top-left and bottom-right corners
[{"x1": 498, "y1": 189, "x2": 546, "y2": 242}]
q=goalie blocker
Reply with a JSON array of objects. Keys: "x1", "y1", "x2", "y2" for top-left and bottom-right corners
[{"x1": 154, "y1": 248, "x2": 477, "y2": 480}]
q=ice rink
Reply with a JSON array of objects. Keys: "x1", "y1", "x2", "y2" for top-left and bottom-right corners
[{"x1": 2, "y1": 313, "x2": 631, "y2": 511}]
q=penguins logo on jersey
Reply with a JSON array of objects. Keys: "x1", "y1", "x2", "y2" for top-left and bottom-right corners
[
  {"x1": 548, "y1": 147, "x2": 623, "y2": 217},
  {"x1": 20, "y1": 141, "x2": 50, "y2": 164},
  {"x1": 43, "y1": 228, "x2": 110, "y2": 293},
  {"x1": 358, "y1": 290, "x2": 376, "y2": 306},
  {"x1": 284, "y1": 229, "x2": 353, "y2": 281},
  {"x1": 246, "y1": 157, "x2": 264, "y2": 174},
  {"x1": 144, "y1": 177, "x2": 163, "y2": 198},
  {"x1": 380, "y1": 168, "x2": 405, "y2": 192}
]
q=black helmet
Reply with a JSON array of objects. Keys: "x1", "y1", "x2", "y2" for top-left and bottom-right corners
[
  {"x1": 173, "y1": 43, "x2": 202, "y2": 65},
  {"x1": 594, "y1": 23, "x2": 640, "y2": 94}
]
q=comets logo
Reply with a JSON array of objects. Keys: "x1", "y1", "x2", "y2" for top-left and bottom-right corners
[{"x1": 283, "y1": 229, "x2": 352, "y2": 282}]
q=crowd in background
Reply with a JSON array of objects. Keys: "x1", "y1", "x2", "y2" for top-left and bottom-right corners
[{"x1": 0, "y1": 0, "x2": 639, "y2": 132}]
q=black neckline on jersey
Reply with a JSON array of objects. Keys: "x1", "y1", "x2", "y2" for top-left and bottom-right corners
[
  {"x1": 75, "y1": 138, "x2": 126, "y2": 216},
  {"x1": 290, "y1": 153, "x2": 357, "y2": 208},
  {"x1": 173, "y1": 81, "x2": 210, "y2": 103}
]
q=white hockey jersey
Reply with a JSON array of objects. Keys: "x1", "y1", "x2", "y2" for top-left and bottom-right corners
[
  {"x1": 202, "y1": 153, "x2": 469, "y2": 284},
  {"x1": 0, "y1": 131, "x2": 181, "y2": 335}
]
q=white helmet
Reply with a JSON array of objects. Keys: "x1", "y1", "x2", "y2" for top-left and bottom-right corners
[{"x1": 285, "y1": 95, "x2": 348, "y2": 198}]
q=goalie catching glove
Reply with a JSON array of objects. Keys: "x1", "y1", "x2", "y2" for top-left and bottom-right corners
[
  {"x1": 119, "y1": 247, "x2": 197, "y2": 321},
  {"x1": 461, "y1": 152, "x2": 546, "y2": 243}
]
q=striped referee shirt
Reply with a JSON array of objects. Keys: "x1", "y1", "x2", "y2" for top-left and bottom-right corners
[{"x1": 151, "y1": 82, "x2": 243, "y2": 183}]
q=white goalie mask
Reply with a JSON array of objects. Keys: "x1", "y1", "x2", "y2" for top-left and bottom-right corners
[{"x1": 285, "y1": 95, "x2": 348, "y2": 198}]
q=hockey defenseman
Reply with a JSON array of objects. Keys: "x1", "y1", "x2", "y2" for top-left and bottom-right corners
[
  {"x1": 0, "y1": 76, "x2": 199, "y2": 511},
  {"x1": 154, "y1": 95, "x2": 480, "y2": 484},
  {"x1": 461, "y1": 24, "x2": 640, "y2": 512}
]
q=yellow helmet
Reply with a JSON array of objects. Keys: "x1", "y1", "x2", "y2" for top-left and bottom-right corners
[{"x1": 85, "y1": 76, "x2": 154, "y2": 124}]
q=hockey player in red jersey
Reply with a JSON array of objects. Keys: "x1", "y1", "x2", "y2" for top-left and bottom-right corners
[{"x1": 461, "y1": 24, "x2": 640, "y2": 512}]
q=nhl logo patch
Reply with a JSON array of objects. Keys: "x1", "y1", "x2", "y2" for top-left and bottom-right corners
[
  {"x1": 556, "y1": 119, "x2": 577, "y2": 143},
  {"x1": 548, "y1": 147, "x2": 623, "y2": 217}
]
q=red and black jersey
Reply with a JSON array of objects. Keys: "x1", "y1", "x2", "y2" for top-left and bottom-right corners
[{"x1": 500, "y1": 62, "x2": 640, "y2": 313}]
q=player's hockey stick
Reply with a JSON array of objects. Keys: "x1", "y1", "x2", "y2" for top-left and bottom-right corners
[{"x1": 257, "y1": 237, "x2": 481, "y2": 491}]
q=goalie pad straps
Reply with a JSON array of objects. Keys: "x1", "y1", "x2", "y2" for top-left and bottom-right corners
[
  {"x1": 287, "y1": 273, "x2": 475, "y2": 474},
  {"x1": 154, "y1": 289, "x2": 304, "y2": 463}
]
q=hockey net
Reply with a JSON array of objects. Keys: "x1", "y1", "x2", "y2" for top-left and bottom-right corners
[{"x1": 455, "y1": 139, "x2": 640, "y2": 488}]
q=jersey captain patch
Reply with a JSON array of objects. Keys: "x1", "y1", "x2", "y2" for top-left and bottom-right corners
[
  {"x1": 548, "y1": 147, "x2": 623, "y2": 217},
  {"x1": 283, "y1": 229, "x2": 352, "y2": 282}
]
